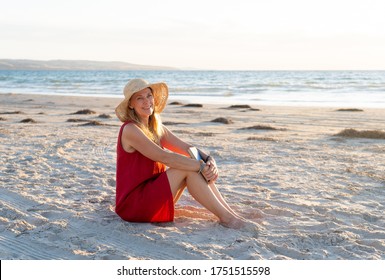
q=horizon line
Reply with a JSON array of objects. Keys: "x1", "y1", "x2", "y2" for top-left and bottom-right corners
[{"x1": 0, "y1": 58, "x2": 384, "y2": 72}]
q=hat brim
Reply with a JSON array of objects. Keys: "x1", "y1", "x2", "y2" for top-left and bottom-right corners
[{"x1": 115, "y1": 82, "x2": 168, "y2": 122}]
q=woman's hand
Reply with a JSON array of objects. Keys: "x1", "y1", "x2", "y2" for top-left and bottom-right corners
[{"x1": 202, "y1": 157, "x2": 218, "y2": 183}]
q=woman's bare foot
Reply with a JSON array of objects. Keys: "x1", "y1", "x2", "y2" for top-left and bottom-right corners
[
  {"x1": 220, "y1": 216, "x2": 259, "y2": 237},
  {"x1": 220, "y1": 216, "x2": 247, "y2": 229}
]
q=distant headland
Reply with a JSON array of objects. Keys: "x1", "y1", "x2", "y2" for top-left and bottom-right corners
[{"x1": 0, "y1": 59, "x2": 178, "y2": 70}]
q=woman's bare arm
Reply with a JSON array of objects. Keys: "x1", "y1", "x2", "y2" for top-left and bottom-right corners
[
  {"x1": 121, "y1": 123, "x2": 200, "y2": 171},
  {"x1": 161, "y1": 125, "x2": 218, "y2": 181},
  {"x1": 160, "y1": 125, "x2": 193, "y2": 156}
]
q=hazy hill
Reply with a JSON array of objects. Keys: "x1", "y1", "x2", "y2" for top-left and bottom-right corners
[{"x1": 0, "y1": 59, "x2": 178, "y2": 70}]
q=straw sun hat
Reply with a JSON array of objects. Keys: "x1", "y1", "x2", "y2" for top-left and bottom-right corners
[{"x1": 115, "y1": 78, "x2": 169, "y2": 122}]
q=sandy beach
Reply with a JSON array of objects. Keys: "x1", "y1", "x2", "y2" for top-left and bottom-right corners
[{"x1": 0, "y1": 93, "x2": 384, "y2": 260}]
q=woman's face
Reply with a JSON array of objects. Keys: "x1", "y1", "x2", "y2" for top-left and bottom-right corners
[{"x1": 129, "y1": 87, "x2": 154, "y2": 119}]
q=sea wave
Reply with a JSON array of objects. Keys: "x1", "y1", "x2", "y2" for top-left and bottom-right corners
[{"x1": 1, "y1": 70, "x2": 384, "y2": 107}]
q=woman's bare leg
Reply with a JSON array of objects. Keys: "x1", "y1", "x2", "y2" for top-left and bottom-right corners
[
  {"x1": 166, "y1": 168, "x2": 246, "y2": 229},
  {"x1": 208, "y1": 182, "x2": 244, "y2": 219},
  {"x1": 173, "y1": 185, "x2": 186, "y2": 204}
]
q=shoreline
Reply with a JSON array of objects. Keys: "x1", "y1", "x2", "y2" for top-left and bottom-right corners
[
  {"x1": 0, "y1": 92, "x2": 385, "y2": 110},
  {"x1": 1, "y1": 93, "x2": 385, "y2": 260},
  {"x1": 2, "y1": 91, "x2": 385, "y2": 110}
]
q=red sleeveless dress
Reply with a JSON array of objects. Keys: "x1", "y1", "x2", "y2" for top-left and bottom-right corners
[{"x1": 115, "y1": 122, "x2": 174, "y2": 222}]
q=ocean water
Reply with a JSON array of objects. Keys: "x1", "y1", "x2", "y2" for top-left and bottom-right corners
[{"x1": 1, "y1": 70, "x2": 384, "y2": 108}]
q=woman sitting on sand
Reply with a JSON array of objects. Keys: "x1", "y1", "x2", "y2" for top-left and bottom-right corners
[{"x1": 115, "y1": 78, "x2": 248, "y2": 229}]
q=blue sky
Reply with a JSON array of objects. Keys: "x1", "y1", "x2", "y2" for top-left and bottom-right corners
[{"x1": 1, "y1": 0, "x2": 385, "y2": 70}]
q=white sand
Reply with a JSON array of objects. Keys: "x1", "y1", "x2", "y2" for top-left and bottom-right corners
[{"x1": 0, "y1": 93, "x2": 384, "y2": 260}]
